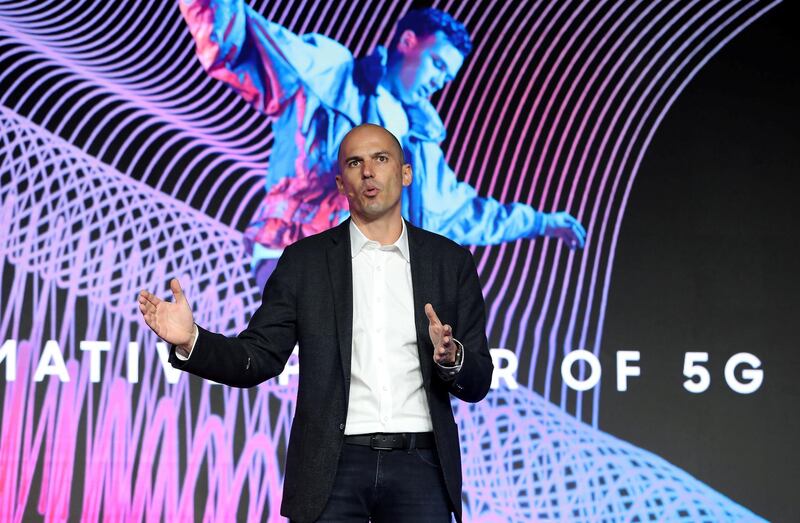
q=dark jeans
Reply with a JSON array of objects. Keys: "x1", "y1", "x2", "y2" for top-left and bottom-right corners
[{"x1": 301, "y1": 442, "x2": 453, "y2": 522}]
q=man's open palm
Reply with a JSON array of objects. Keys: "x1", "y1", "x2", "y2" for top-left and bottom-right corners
[{"x1": 138, "y1": 278, "x2": 195, "y2": 346}]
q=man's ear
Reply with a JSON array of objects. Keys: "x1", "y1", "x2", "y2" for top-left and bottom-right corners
[
  {"x1": 335, "y1": 175, "x2": 345, "y2": 194},
  {"x1": 402, "y1": 163, "x2": 413, "y2": 187},
  {"x1": 396, "y1": 29, "x2": 418, "y2": 53}
]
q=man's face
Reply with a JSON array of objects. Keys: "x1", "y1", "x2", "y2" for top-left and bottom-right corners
[
  {"x1": 391, "y1": 30, "x2": 465, "y2": 105},
  {"x1": 336, "y1": 126, "x2": 412, "y2": 223}
]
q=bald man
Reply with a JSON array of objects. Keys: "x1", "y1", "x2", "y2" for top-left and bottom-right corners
[{"x1": 139, "y1": 124, "x2": 493, "y2": 522}]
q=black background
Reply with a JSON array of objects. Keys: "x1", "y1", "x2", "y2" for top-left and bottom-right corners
[{"x1": 601, "y1": 2, "x2": 799, "y2": 521}]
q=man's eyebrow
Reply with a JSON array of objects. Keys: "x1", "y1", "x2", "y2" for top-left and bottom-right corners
[
  {"x1": 343, "y1": 150, "x2": 394, "y2": 164},
  {"x1": 433, "y1": 52, "x2": 457, "y2": 77}
]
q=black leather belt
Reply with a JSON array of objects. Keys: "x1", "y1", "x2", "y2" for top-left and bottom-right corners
[{"x1": 344, "y1": 432, "x2": 435, "y2": 451}]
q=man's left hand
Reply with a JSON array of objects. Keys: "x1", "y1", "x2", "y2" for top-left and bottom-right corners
[
  {"x1": 541, "y1": 211, "x2": 587, "y2": 249},
  {"x1": 425, "y1": 303, "x2": 456, "y2": 365}
]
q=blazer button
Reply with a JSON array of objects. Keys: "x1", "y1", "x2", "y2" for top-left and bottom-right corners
[{"x1": 339, "y1": 423, "x2": 345, "y2": 431}]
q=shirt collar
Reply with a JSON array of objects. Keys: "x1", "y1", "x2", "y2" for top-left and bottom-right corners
[{"x1": 349, "y1": 219, "x2": 410, "y2": 262}]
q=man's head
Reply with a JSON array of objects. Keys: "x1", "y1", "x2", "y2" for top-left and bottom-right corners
[
  {"x1": 385, "y1": 9, "x2": 472, "y2": 105},
  {"x1": 336, "y1": 124, "x2": 412, "y2": 224}
]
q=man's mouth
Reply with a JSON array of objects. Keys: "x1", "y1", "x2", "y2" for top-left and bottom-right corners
[{"x1": 363, "y1": 185, "x2": 380, "y2": 197}]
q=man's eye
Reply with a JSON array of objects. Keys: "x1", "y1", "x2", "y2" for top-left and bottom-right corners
[
  {"x1": 377, "y1": 155, "x2": 388, "y2": 162},
  {"x1": 348, "y1": 160, "x2": 360, "y2": 167}
]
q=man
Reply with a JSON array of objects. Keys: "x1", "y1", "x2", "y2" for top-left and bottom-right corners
[
  {"x1": 138, "y1": 124, "x2": 494, "y2": 522},
  {"x1": 179, "y1": 1, "x2": 586, "y2": 283}
]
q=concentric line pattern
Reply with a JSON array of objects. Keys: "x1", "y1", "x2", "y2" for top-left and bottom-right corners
[
  {"x1": 0, "y1": 108, "x2": 766, "y2": 521},
  {"x1": 0, "y1": 0, "x2": 780, "y2": 521},
  {"x1": 0, "y1": 0, "x2": 782, "y2": 425},
  {"x1": 0, "y1": 0, "x2": 411, "y2": 230},
  {"x1": 0, "y1": 106, "x2": 258, "y2": 326},
  {"x1": 455, "y1": 388, "x2": 764, "y2": 522},
  {"x1": 1, "y1": 107, "x2": 292, "y2": 521},
  {"x1": 430, "y1": 0, "x2": 782, "y2": 422}
]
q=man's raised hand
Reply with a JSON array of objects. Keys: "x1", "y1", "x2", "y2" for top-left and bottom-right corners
[
  {"x1": 425, "y1": 303, "x2": 457, "y2": 365},
  {"x1": 138, "y1": 278, "x2": 195, "y2": 348},
  {"x1": 541, "y1": 211, "x2": 587, "y2": 249}
]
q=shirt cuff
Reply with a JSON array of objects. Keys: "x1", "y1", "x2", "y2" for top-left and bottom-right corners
[
  {"x1": 435, "y1": 338, "x2": 464, "y2": 381},
  {"x1": 174, "y1": 324, "x2": 199, "y2": 361}
]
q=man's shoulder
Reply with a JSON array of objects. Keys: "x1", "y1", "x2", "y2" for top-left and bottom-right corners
[
  {"x1": 283, "y1": 32, "x2": 361, "y2": 121},
  {"x1": 282, "y1": 220, "x2": 471, "y2": 261},
  {"x1": 283, "y1": 222, "x2": 346, "y2": 256},
  {"x1": 408, "y1": 222, "x2": 471, "y2": 261}
]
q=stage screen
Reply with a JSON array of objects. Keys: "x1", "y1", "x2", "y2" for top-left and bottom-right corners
[{"x1": 1, "y1": 0, "x2": 797, "y2": 521}]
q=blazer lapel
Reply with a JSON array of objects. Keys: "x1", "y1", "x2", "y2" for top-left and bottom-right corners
[
  {"x1": 408, "y1": 222, "x2": 434, "y2": 387},
  {"x1": 326, "y1": 220, "x2": 354, "y2": 392}
]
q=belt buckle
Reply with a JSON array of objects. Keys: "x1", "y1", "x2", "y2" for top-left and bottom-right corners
[{"x1": 370, "y1": 433, "x2": 400, "y2": 451}]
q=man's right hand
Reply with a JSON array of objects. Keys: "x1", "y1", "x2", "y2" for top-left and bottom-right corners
[{"x1": 138, "y1": 278, "x2": 196, "y2": 348}]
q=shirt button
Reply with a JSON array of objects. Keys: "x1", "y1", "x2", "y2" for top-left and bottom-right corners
[
  {"x1": 339, "y1": 423, "x2": 345, "y2": 431},
  {"x1": 382, "y1": 385, "x2": 388, "y2": 391},
  {"x1": 376, "y1": 266, "x2": 382, "y2": 271}
]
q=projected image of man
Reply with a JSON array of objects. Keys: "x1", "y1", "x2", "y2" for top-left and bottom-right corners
[{"x1": 179, "y1": 1, "x2": 587, "y2": 285}]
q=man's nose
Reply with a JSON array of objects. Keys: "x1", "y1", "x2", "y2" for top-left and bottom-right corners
[{"x1": 362, "y1": 161, "x2": 375, "y2": 178}]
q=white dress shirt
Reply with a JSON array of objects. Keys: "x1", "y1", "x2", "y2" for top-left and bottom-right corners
[
  {"x1": 175, "y1": 220, "x2": 463, "y2": 434},
  {"x1": 345, "y1": 220, "x2": 432, "y2": 434}
]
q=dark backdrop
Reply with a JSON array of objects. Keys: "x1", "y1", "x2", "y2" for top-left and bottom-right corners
[{"x1": 601, "y1": 3, "x2": 800, "y2": 521}]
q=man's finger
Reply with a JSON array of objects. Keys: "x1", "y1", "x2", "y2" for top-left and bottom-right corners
[
  {"x1": 138, "y1": 295, "x2": 155, "y2": 310},
  {"x1": 571, "y1": 226, "x2": 585, "y2": 249},
  {"x1": 424, "y1": 303, "x2": 441, "y2": 325},
  {"x1": 442, "y1": 325, "x2": 453, "y2": 345},
  {"x1": 574, "y1": 220, "x2": 587, "y2": 239},
  {"x1": 170, "y1": 278, "x2": 186, "y2": 304},
  {"x1": 572, "y1": 223, "x2": 586, "y2": 245},
  {"x1": 139, "y1": 290, "x2": 161, "y2": 307},
  {"x1": 434, "y1": 346, "x2": 456, "y2": 364},
  {"x1": 557, "y1": 226, "x2": 582, "y2": 249}
]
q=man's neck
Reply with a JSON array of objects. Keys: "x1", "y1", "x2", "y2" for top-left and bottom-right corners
[
  {"x1": 379, "y1": 57, "x2": 402, "y2": 102},
  {"x1": 351, "y1": 214, "x2": 404, "y2": 246}
]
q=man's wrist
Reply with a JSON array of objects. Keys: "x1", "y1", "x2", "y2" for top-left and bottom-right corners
[
  {"x1": 439, "y1": 341, "x2": 462, "y2": 367},
  {"x1": 435, "y1": 339, "x2": 464, "y2": 381},
  {"x1": 175, "y1": 324, "x2": 198, "y2": 360}
]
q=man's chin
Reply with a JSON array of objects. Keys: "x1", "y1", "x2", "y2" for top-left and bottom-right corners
[
  {"x1": 411, "y1": 92, "x2": 429, "y2": 104},
  {"x1": 397, "y1": 89, "x2": 424, "y2": 105}
]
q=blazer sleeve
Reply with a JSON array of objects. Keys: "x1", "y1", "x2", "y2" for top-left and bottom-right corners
[
  {"x1": 445, "y1": 248, "x2": 494, "y2": 402},
  {"x1": 169, "y1": 246, "x2": 298, "y2": 388}
]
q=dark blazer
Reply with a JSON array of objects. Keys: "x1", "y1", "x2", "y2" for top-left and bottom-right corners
[{"x1": 170, "y1": 219, "x2": 493, "y2": 522}]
